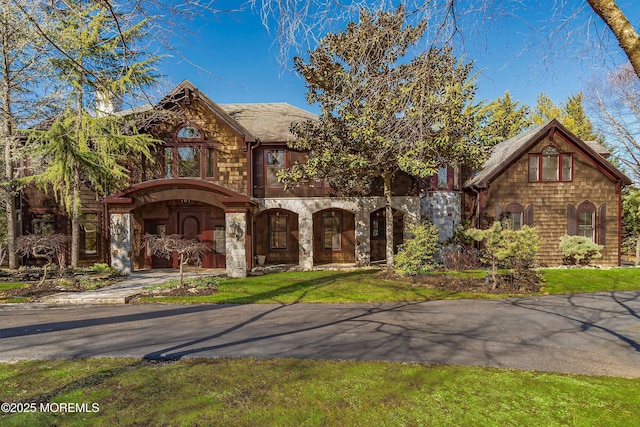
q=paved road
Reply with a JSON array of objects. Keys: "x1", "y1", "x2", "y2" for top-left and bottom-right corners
[{"x1": 1, "y1": 292, "x2": 640, "y2": 377}]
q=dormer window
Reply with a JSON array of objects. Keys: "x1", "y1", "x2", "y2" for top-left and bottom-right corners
[{"x1": 528, "y1": 145, "x2": 572, "y2": 182}]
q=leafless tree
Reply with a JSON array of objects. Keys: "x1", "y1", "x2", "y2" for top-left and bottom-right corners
[
  {"x1": 14, "y1": 233, "x2": 69, "y2": 286},
  {"x1": 251, "y1": 1, "x2": 640, "y2": 79},
  {"x1": 586, "y1": 63, "x2": 640, "y2": 183},
  {"x1": 144, "y1": 233, "x2": 211, "y2": 287}
]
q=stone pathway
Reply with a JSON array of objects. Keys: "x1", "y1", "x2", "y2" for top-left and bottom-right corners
[{"x1": 38, "y1": 269, "x2": 226, "y2": 304}]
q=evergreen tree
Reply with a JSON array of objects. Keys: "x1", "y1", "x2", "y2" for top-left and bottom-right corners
[
  {"x1": 480, "y1": 91, "x2": 532, "y2": 145},
  {"x1": 28, "y1": 1, "x2": 159, "y2": 268},
  {"x1": 532, "y1": 92, "x2": 602, "y2": 141},
  {"x1": 282, "y1": 7, "x2": 487, "y2": 270}
]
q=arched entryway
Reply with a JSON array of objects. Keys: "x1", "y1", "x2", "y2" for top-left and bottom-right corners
[
  {"x1": 370, "y1": 208, "x2": 404, "y2": 262},
  {"x1": 136, "y1": 200, "x2": 226, "y2": 269},
  {"x1": 104, "y1": 179, "x2": 255, "y2": 273},
  {"x1": 312, "y1": 208, "x2": 355, "y2": 264},
  {"x1": 253, "y1": 208, "x2": 299, "y2": 265}
]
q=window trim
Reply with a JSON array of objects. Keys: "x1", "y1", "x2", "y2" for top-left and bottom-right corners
[
  {"x1": 268, "y1": 212, "x2": 289, "y2": 250},
  {"x1": 576, "y1": 201, "x2": 597, "y2": 242},
  {"x1": 81, "y1": 215, "x2": 99, "y2": 256},
  {"x1": 162, "y1": 124, "x2": 218, "y2": 180},
  {"x1": 504, "y1": 202, "x2": 524, "y2": 230},
  {"x1": 264, "y1": 148, "x2": 287, "y2": 189},
  {"x1": 528, "y1": 146, "x2": 573, "y2": 183}
]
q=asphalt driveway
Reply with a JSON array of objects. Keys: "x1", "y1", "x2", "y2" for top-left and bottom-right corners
[{"x1": 1, "y1": 291, "x2": 639, "y2": 377}]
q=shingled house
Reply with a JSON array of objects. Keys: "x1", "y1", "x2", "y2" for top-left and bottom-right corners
[
  {"x1": 464, "y1": 119, "x2": 631, "y2": 266},
  {"x1": 18, "y1": 83, "x2": 630, "y2": 276}
]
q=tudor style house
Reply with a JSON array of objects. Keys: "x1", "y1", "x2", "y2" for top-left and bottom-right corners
[
  {"x1": 464, "y1": 119, "x2": 632, "y2": 266},
  {"x1": 17, "y1": 81, "x2": 630, "y2": 276}
]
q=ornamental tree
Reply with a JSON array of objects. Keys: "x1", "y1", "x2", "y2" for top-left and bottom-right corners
[
  {"x1": 144, "y1": 234, "x2": 211, "y2": 288},
  {"x1": 281, "y1": 6, "x2": 487, "y2": 271},
  {"x1": 14, "y1": 233, "x2": 70, "y2": 286}
]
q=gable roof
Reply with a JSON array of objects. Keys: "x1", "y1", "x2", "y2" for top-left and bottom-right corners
[
  {"x1": 162, "y1": 80, "x2": 258, "y2": 143},
  {"x1": 465, "y1": 119, "x2": 631, "y2": 189},
  {"x1": 219, "y1": 103, "x2": 317, "y2": 143},
  {"x1": 117, "y1": 81, "x2": 316, "y2": 144}
]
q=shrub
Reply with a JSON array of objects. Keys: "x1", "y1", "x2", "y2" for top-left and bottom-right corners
[
  {"x1": 466, "y1": 222, "x2": 541, "y2": 289},
  {"x1": 89, "y1": 263, "x2": 120, "y2": 275},
  {"x1": 440, "y1": 246, "x2": 481, "y2": 271},
  {"x1": 559, "y1": 235, "x2": 603, "y2": 265},
  {"x1": 394, "y1": 222, "x2": 440, "y2": 276}
]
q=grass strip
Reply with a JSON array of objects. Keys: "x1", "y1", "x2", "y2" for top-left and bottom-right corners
[
  {"x1": 135, "y1": 268, "x2": 640, "y2": 304},
  {"x1": 1, "y1": 358, "x2": 638, "y2": 427}
]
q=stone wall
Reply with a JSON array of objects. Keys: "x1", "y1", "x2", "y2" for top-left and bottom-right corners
[
  {"x1": 258, "y1": 196, "x2": 420, "y2": 268},
  {"x1": 421, "y1": 191, "x2": 462, "y2": 241},
  {"x1": 110, "y1": 213, "x2": 134, "y2": 274},
  {"x1": 225, "y1": 211, "x2": 248, "y2": 278}
]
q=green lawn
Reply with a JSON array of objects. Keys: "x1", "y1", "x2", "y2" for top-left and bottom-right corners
[
  {"x1": 542, "y1": 268, "x2": 640, "y2": 294},
  {"x1": 0, "y1": 283, "x2": 29, "y2": 304},
  {"x1": 135, "y1": 267, "x2": 640, "y2": 304},
  {"x1": 0, "y1": 358, "x2": 637, "y2": 426}
]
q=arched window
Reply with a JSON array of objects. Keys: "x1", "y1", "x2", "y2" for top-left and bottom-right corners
[
  {"x1": 176, "y1": 125, "x2": 202, "y2": 140},
  {"x1": 576, "y1": 201, "x2": 596, "y2": 241}
]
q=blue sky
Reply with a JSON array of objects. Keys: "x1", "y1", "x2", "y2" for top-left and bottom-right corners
[{"x1": 156, "y1": 2, "x2": 640, "y2": 115}]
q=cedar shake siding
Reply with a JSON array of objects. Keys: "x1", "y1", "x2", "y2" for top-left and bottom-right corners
[{"x1": 466, "y1": 119, "x2": 631, "y2": 267}]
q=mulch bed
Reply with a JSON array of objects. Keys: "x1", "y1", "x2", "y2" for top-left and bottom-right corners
[
  {"x1": 1, "y1": 281, "x2": 86, "y2": 301},
  {"x1": 138, "y1": 286, "x2": 219, "y2": 297},
  {"x1": 381, "y1": 271, "x2": 543, "y2": 294}
]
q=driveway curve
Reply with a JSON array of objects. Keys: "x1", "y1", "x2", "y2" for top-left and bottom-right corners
[{"x1": 1, "y1": 291, "x2": 639, "y2": 377}]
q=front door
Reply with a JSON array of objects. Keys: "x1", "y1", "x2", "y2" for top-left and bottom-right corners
[{"x1": 177, "y1": 210, "x2": 225, "y2": 269}]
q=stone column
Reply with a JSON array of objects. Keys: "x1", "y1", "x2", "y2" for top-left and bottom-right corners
[
  {"x1": 225, "y1": 211, "x2": 247, "y2": 278},
  {"x1": 110, "y1": 212, "x2": 134, "y2": 274},
  {"x1": 355, "y1": 209, "x2": 371, "y2": 266},
  {"x1": 298, "y1": 213, "x2": 314, "y2": 270}
]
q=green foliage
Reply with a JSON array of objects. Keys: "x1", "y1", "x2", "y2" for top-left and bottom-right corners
[
  {"x1": 27, "y1": 111, "x2": 157, "y2": 210},
  {"x1": 285, "y1": 8, "x2": 486, "y2": 191},
  {"x1": 622, "y1": 187, "x2": 640, "y2": 258},
  {"x1": 479, "y1": 91, "x2": 532, "y2": 145},
  {"x1": 89, "y1": 263, "x2": 119, "y2": 275},
  {"x1": 532, "y1": 92, "x2": 603, "y2": 141},
  {"x1": 559, "y1": 235, "x2": 604, "y2": 265},
  {"x1": 283, "y1": 6, "x2": 487, "y2": 271},
  {"x1": 466, "y1": 222, "x2": 541, "y2": 287},
  {"x1": 394, "y1": 223, "x2": 440, "y2": 276}
]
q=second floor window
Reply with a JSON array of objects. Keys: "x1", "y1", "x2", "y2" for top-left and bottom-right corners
[
  {"x1": 163, "y1": 124, "x2": 216, "y2": 179},
  {"x1": 266, "y1": 149, "x2": 286, "y2": 188},
  {"x1": 529, "y1": 146, "x2": 573, "y2": 182}
]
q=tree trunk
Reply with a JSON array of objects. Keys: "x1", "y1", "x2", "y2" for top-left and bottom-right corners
[
  {"x1": 587, "y1": 0, "x2": 640, "y2": 78},
  {"x1": 179, "y1": 253, "x2": 185, "y2": 288},
  {"x1": 635, "y1": 235, "x2": 640, "y2": 266},
  {"x1": 383, "y1": 173, "x2": 394, "y2": 272},
  {"x1": 1, "y1": 40, "x2": 17, "y2": 269},
  {"x1": 70, "y1": 165, "x2": 80, "y2": 269}
]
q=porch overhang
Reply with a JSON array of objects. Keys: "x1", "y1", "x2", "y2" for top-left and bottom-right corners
[{"x1": 103, "y1": 179, "x2": 256, "y2": 211}]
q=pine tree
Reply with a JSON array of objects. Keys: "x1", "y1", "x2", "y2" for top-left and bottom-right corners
[
  {"x1": 480, "y1": 91, "x2": 532, "y2": 145},
  {"x1": 28, "y1": 1, "x2": 159, "y2": 268},
  {"x1": 532, "y1": 92, "x2": 602, "y2": 141}
]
